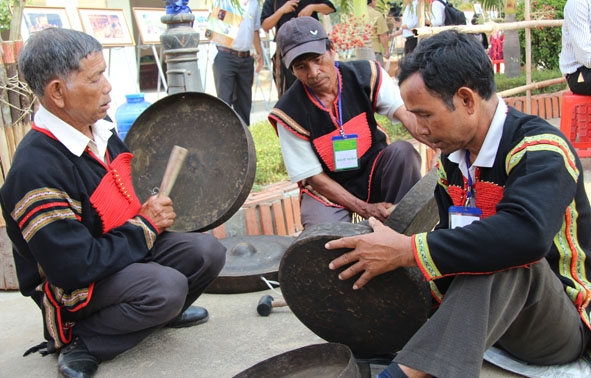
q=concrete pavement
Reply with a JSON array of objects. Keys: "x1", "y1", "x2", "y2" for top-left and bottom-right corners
[{"x1": 0, "y1": 288, "x2": 523, "y2": 378}]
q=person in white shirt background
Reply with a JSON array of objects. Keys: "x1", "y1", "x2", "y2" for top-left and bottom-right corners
[
  {"x1": 391, "y1": 0, "x2": 419, "y2": 55},
  {"x1": 559, "y1": 0, "x2": 591, "y2": 95}
]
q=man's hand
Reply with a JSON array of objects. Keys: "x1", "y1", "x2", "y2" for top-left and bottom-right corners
[
  {"x1": 359, "y1": 201, "x2": 394, "y2": 222},
  {"x1": 280, "y1": 0, "x2": 299, "y2": 15},
  {"x1": 139, "y1": 194, "x2": 176, "y2": 232},
  {"x1": 326, "y1": 217, "x2": 415, "y2": 290},
  {"x1": 255, "y1": 54, "x2": 264, "y2": 73}
]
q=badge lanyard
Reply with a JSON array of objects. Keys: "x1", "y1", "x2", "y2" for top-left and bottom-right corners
[
  {"x1": 308, "y1": 63, "x2": 359, "y2": 171},
  {"x1": 448, "y1": 151, "x2": 482, "y2": 228},
  {"x1": 464, "y1": 151, "x2": 475, "y2": 208}
]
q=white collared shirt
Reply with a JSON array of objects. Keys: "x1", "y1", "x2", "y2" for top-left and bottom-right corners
[
  {"x1": 448, "y1": 96, "x2": 508, "y2": 179},
  {"x1": 34, "y1": 104, "x2": 115, "y2": 163}
]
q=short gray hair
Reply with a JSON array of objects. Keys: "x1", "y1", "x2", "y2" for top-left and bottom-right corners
[{"x1": 18, "y1": 28, "x2": 103, "y2": 98}]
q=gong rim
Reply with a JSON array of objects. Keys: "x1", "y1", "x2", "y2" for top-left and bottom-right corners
[
  {"x1": 124, "y1": 92, "x2": 256, "y2": 232},
  {"x1": 233, "y1": 343, "x2": 361, "y2": 378}
]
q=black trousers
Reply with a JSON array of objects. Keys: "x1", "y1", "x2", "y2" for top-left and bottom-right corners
[
  {"x1": 566, "y1": 65, "x2": 591, "y2": 96},
  {"x1": 213, "y1": 50, "x2": 255, "y2": 125},
  {"x1": 300, "y1": 140, "x2": 422, "y2": 227},
  {"x1": 404, "y1": 37, "x2": 417, "y2": 55},
  {"x1": 70, "y1": 232, "x2": 226, "y2": 360}
]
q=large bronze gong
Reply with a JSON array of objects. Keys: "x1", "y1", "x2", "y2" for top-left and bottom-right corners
[
  {"x1": 278, "y1": 169, "x2": 439, "y2": 356},
  {"x1": 124, "y1": 92, "x2": 256, "y2": 232}
]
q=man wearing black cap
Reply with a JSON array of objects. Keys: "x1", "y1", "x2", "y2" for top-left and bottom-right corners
[{"x1": 268, "y1": 16, "x2": 423, "y2": 228}]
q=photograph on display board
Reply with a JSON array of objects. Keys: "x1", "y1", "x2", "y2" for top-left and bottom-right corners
[
  {"x1": 133, "y1": 7, "x2": 167, "y2": 45},
  {"x1": 192, "y1": 9, "x2": 210, "y2": 41},
  {"x1": 77, "y1": 8, "x2": 135, "y2": 46},
  {"x1": 21, "y1": 6, "x2": 72, "y2": 40}
]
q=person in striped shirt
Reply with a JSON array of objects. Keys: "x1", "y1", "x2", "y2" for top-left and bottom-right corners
[{"x1": 559, "y1": 0, "x2": 591, "y2": 95}]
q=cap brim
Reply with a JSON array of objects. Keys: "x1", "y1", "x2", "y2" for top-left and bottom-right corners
[{"x1": 283, "y1": 39, "x2": 327, "y2": 69}]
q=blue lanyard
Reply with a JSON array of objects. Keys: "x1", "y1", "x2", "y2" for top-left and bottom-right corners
[
  {"x1": 465, "y1": 151, "x2": 475, "y2": 207},
  {"x1": 307, "y1": 62, "x2": 345, "y2": 136}
]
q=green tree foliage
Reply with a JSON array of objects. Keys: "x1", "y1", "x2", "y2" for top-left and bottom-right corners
[
  {"x1": 0, "y1": 0, "x2": 12, "y2": 33},
  {"x1": 517, "y1": 0, "x2": 565, "y2": 70}
]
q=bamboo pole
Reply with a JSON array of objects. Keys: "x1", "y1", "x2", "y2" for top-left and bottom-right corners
[
  {"x1": 0, "y1": 43, "x2": 12, "y2": 129},
  {"x1": 414, "y1": 19, "x2": 563, "y2": 37},
  {"x1": 0, "y1": 126, "x2": 11, "y2": 181},
  {"x1": 8, "y1": 1, "x2": 26, "y2": 42},
  {"x1": 497, "y1": 77, "x2": 566, "y2": 98},
  {"x1": 4, "y1": 41, "x2": 22, "y2": 125},
  {"x1": 524, "y1": 1, "x2": 532, "y2": 114}
]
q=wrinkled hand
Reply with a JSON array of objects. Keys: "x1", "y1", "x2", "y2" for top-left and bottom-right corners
[
  {"x1": 359, "y1": 202, "x2": 394, "y2": 223},
  {"x1": 139, "y1": 194, "x2": 176, "y2": 232},
  {"x1": 280, "y1": 0, "x2": 299, "y2": 15},
  {"x1": 326, "y1": 217, "x2": 414, "y2": 290}
]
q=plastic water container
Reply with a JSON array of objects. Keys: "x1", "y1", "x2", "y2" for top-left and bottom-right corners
[{"x1": 115, "y1": 93, "x2": 151, "y2": 141}]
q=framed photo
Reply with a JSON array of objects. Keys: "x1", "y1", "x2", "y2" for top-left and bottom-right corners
[
  {"x1": 21, "y1": 6, "x2": 72, "y2": 41},
  {"x1": 77, "y1": 8, "x2": 135, "y2": 47},
  {"x1": 473, "y1": 3, "x2": 483, "y2": 15},
  {"x1": 192, "y1": 9, "x2": 210, "y2": 41},
  {"x1": 133, "y1": 7, "x2": 167, "y2": 45}
]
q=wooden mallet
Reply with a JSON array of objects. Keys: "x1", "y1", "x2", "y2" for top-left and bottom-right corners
[{"x1": 157, "y1": 145, "x2": 188, "y2": 197}]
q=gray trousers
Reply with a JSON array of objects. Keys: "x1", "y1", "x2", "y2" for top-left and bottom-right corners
[
  {"x1": 212, "y1": 51, "x2": 255, "y2": 126},
  {"x1": 300, "y1": 140, "x2": 422, "y2": 228},
  {"x1": 67, "y1": 232, "x2": 226, "y2": 361},
  {"x1": 395, "y1": 259, "x2": 590, "y2": 377}
]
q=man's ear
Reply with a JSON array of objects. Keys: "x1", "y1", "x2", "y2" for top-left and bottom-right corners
[
  {"x1": 456, "y1": 87, "x2": 476, "y2": 114},
  {"x1": 45, "y1": 79, "x2": 67, "y2": 109}
]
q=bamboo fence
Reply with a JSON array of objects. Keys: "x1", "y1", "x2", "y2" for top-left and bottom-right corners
[
  {"x1": 0, "y1": 39, "x2": 34, "y2": 290},
  {"x1": 0, "y1": 40, "x2": 34, "y2": 195}
]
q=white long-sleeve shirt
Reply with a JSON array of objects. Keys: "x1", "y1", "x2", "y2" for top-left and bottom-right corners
[
  {"x1": 430, "y1": 0, "x2": 446, "y2": 27},
  {"x1": 402, "y1": 0, "x2": 419, "y2": 38}
]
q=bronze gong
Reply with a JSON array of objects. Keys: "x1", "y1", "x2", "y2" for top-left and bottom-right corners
[
  {"x1": 383, "y1": 167, "x2": 439, "y2": 234},
  {"x1": 278, "y1": 169, "x2": 440, "y2": 356},
  {"x1": 233, "y1": 343, "x2": 361, "y2": 378},
  {"x1": 205, "y1": 235, "x2": 295, "y2": 294},
  {"x1": 124, "y1": 92, "x2": 256, "y2": 232}
]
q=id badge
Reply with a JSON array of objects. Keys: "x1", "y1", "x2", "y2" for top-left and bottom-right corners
[
  {"x1": 449, "y1": 206, "x2": 482, "y2": 229},
  {"x1": 332, "y1": 134, "x2": 359, "y2": 171}
]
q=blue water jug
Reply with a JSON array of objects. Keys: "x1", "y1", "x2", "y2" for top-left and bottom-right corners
[{"x1": 115, "y1": 93, "x2": 151, "y2": 141}]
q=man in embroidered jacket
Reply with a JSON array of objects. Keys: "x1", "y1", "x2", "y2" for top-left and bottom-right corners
[
  {"x1": 0, "y1": 28, "x2": 225, "y2": 378},
  {"x1": 268, "y1": 17, "x2": 423, "y2": 228},
  {"x1": 327, "y1": 31, "x2": 591, "y2": 378}
]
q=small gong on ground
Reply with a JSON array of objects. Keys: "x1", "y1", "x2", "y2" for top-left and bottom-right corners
[
  {"x1": 233, "y1": 343, "x2": 361, "y2": 378},
  {"x1": 205, "y1": 235, "x2": 295, "y2": 294}
]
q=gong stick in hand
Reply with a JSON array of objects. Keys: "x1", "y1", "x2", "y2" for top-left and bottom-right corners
[{"x1": 158, "y1": 145, "x2": 188, "y2": 197}]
